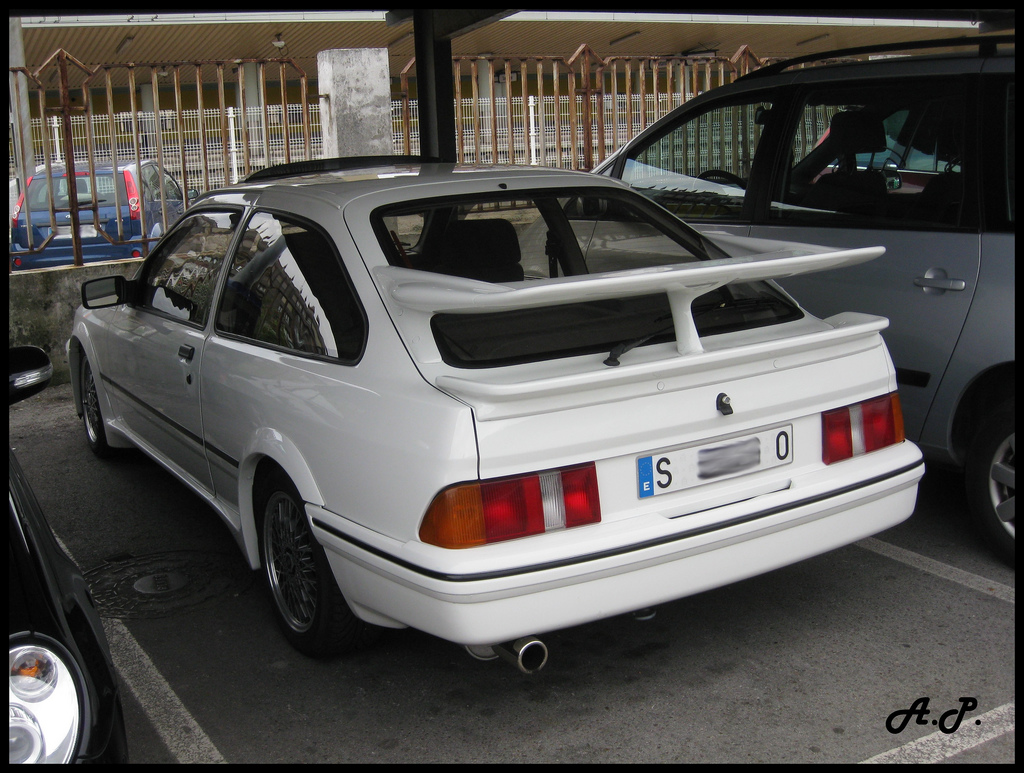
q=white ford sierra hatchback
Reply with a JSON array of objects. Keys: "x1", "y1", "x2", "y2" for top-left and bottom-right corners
[{"x1": 68, "y1": 160, "x2": 923, "y2": 672}]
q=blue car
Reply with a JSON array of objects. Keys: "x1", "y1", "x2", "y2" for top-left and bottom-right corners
[{"x1": 10, "y1": 161, "x2": 190, "y2": 270}]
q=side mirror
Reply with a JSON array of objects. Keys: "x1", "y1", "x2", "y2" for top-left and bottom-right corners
[
  {"x1": 82, "y1": 275, "x2": 130, "y2": 309},
  {"x1": 9, "y1": 346, "x2": 52, "y2": 405}
]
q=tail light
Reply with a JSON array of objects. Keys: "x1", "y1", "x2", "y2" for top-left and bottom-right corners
[
  {"x1": 11, "y1": 178, "x2": 31, "y2": 227},
  {"x1": 420, "y1": 463, "x2": 601, "y2": 549},
  {"x1": 123, "y1": 170, "x2": 141, "y2": 220},
  {"x1": 822, "y1": 393, "x2": 904, "y2": 465}
]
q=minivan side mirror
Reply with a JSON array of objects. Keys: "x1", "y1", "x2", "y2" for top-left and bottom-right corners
[
  {"x1": 81, "y1": 275, "x2": 131, "y2": 309},
  {"x1": 9, "y1": 346, "x2": 52, "y2": 405}
]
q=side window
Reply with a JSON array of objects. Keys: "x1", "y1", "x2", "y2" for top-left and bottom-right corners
[
  {"x1": 217, "y1": 212, "x2": 365, "y2": 361},
  {"x1": 772, "y1": 81, "x2": 967, "y2": 228},
  {"x1": 140, "y1": 165, "x2": 159, "y2": 200},
  {"x1": 138, "y1": 211, "x2": 236, "y2": 325},
  {"x1": 162, "y1": 171, "x2": 183, "y2": 202},
  {"x1": 620, "y1": 99, "x2": 772, "y2": 221}
]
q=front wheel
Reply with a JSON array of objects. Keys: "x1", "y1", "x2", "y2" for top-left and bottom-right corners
[
  {"x1": 256, "y1": 469, "x2": 378, "y2": 657},
  {"x1": 965, "y1": 402, "x2": 1015, "y2": 566},
  {"x1": 81, "y1": 356, "x2": 112, "y2": 458}
]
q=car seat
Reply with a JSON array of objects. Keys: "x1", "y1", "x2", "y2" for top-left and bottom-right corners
[
  {"x1": 802, "y1": 110, "x2": 889, "y2": 215},
  {"x1": 438, "y1": 219, "x2": 525, "y2": 282}
]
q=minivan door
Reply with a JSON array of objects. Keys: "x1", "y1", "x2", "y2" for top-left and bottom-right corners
[{"x1": 748, "y1": 77, "x2": 980, "y2": 443}]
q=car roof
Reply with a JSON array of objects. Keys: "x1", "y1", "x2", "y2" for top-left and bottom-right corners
[
  {"x1": 199, "y1": 162, "x2": 630, "y2": 208},
  {"x1": 738, "y1": 33, "x2": 1014, "y2": 83},
  {"x1": 32, "y1": 161, "x2": 147, "y2": 177}
]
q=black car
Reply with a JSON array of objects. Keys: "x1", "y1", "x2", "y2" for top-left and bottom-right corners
[{"x1": 9, "y1": 346, "x2": 128, "y2": 764}]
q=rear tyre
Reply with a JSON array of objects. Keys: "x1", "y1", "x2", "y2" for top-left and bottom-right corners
[
  {"x1": 965, "y1": 402, "x2": 1015, "y2": 566},
  {"x1": 256, "y1": 469, "x2": 379, "y2": 657},
  {"x1": 81, "y1": 356, "x2": 112, "y2": 458}
]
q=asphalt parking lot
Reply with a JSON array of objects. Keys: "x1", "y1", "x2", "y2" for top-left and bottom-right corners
[{"x1": 9, "y1": 383, "x2": 1015, "y2": 764}]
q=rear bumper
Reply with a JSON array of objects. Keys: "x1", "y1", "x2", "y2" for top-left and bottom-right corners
[
  {"x1": 314, "y1": 449, "x2": 924, "y2": 646},
  {"x1": 10, "y1": 239, "x2": 140, "y2": 270}
]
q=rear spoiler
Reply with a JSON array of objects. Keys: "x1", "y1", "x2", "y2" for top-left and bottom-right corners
[{"x1": 374, "y1": 246, "x2": 884, "y2": 356}]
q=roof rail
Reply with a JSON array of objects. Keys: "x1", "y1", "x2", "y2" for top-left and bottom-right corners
[
  {"x1": 739, "y1": 33, "x2": 1014, "y2": 81},
  {"x1": 245, "y1": 155, "x2": 442, "y2": 183}
]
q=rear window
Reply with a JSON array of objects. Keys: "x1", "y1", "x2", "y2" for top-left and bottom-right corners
[
  {"x1": 373, "y1": 188, "x2": 801, "y2": 367},
  {"x1": 27, "y1": 172, "x2": 128, "y2": 211}
]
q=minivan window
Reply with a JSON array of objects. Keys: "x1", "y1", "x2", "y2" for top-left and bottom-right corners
[
  {"x1": 772, "y1": 81, "x2": 968, "y2": 228},
  {"x1": 620, "y1": 99, "x2": 772, "y2": 222}
]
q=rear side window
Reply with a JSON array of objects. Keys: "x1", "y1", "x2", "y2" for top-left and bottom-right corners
[{"x1": 216, "y1": 211, "x2": 365, "y2": 362}]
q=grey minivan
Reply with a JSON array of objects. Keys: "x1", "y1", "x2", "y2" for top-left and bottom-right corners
[{"x1": 597, "y1": 36, "x2": 1014, "y2": 563}]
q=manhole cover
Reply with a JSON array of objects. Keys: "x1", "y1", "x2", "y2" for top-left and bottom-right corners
[{"x1": 83, "y1": 551, "x2": 255, "y2": 620}]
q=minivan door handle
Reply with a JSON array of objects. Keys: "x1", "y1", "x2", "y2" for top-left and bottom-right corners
[
  {"x1": 914, "y1": 277, "x2": 966, "y2": 291},
  {"x1": 914, "y1": 268, "x2": 966, "y2": 294},
  {"x1": 177, "y1": 344, "x2": 195, "y2": 362}
]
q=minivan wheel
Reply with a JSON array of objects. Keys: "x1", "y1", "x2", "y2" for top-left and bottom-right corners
[
  {"x1": 81, "y1": 356, "x2": 112, "y2": 457},
  {"x1": 965, "y1": 402, "x2": 1014, "y2": 566},
  {"x1": 256, "y1": 469, "x2": 379, "y2": 657}
]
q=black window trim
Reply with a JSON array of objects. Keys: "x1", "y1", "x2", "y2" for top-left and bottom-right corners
[{"x1": 211, "y1": 206, "x2": 369, "y2": 366}]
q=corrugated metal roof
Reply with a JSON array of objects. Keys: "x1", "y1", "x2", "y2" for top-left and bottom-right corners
[{"x1": 14, "y1": 12, "x2": 1010, "y2": 88}]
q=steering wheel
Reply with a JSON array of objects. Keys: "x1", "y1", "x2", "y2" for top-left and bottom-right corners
[{"x1": 697, "y1": 169, "x2": 746, "y2": 189}]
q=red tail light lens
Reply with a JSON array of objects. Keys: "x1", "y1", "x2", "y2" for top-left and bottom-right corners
[
  {"x1": 420, "y1": 463, "x2": 602, "y2": 549},
  {"x1": 822, "y1": 393, "x2": 905, "y2": 465},
  {"x1": 123, "y1": 170, "x2": 141, "y2": 220},
  {"x1": 12, "y1": 180, "x2": 29, "y2": 227}
]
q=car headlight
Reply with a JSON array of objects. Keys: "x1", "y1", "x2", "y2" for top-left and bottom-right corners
[{"x1": 9, "y1": 644, "x2": 81, "y2": 764}]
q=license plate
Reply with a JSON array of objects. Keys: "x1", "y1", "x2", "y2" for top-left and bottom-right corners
[
  {"x1": 637, "y1": 425, "x2": 793, "y2": 499},
  {"x1": 54, "y1": 225, "x2": 97, "y2": 239}
]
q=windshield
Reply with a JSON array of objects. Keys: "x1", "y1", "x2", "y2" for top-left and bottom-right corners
[{"x1": 373, "y1": 188, "x2": 801, "y2": 367}]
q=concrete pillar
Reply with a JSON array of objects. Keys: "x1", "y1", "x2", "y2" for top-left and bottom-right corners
[
  {"x1": 9, "y1": 18, "x2": 35, "y2": 199},
  {"x1": 317, "y1": 48, "x2": 392, "y2": 158}
]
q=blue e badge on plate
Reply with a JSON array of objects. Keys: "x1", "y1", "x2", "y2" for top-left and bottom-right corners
[{"x1": 637, "y1": 456, "x2": 654, "y2": 498}]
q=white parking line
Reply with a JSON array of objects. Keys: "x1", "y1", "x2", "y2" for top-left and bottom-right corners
[
  {"x1": 856, "y1": 538, "x2": 1015, "y2": 604},
  {"x1": 55, "y1": 536, "x2": 225, "y2": 763},
  {"x1": 860, "y1": 702, "x2": 1015, "y2": 763},
  {"x1": 101, "y1": 619, "x2": 227, "y2": 764}
]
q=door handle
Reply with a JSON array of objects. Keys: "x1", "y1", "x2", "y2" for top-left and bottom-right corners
[
  {"x1": 914, "y1": 277, "x2": 966, "y2": 291},
  {"x1": 177, "y1": 344, "x2": 195, "y2": 362},
  {"x1": 914, "y1": 268, "x2": 966, "y2": 294}
]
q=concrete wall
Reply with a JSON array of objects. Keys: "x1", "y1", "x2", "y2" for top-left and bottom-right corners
[{"x1": 9, "y1": 259, "x2": 142, "y2": 385}]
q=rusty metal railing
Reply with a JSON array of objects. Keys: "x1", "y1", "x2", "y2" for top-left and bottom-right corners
[
  {"x1": 10, "y1": 51, "x2": 314, "y2": 270},
  {"x1": 11, "y1": 44, "x2": 773, "y2": 272},
  {"x1": 396, "y1": 44, "x2": 767, "y2": 171}
]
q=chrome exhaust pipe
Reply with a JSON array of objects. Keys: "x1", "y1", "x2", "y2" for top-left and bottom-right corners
[{"x1": 492, "y1": 637, "x2": 548, "y2": 674}]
